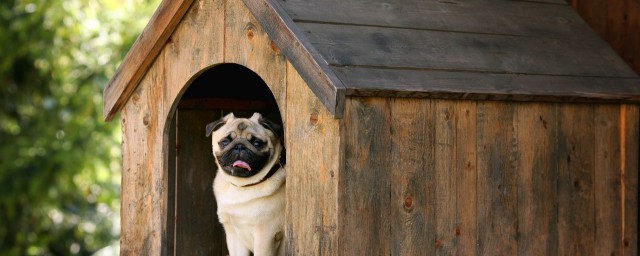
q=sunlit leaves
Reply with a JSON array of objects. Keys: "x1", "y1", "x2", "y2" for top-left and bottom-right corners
[{"x1": 0, "y1": 0, "x2": 159, "y2": 255}]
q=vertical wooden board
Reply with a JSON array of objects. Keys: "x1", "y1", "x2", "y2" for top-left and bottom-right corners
[
  {"x1": 388, "y1": 98, "x2": 435, "y2": 255},
  {"x1": 225, "y1": 0, "x2": 287, "y2": 120},
  {"x1": 174, "y1": 109, "x2": 227, "y2": 255},
  {"x1": 165, "y1": 116, "x2": 176, "y2": 256},
  {"x1": 594, "y1": 104, "x2": 623, "y2": 256},
  {"x1": 341, "y1": 97, "x2": 391, "y2": 255},
  {"x1": 285, "y1": 62, "x2": 340, "y2": 255},
  {"x1": 623, "y1": 104, "x2": 639, "y2": 255},
  {"x1": 453, "y1": 101, "x2": 477, "y2": 256},
  {"x1": 163, "y1": 0, "x2": 225, "y2": 113},
  {"x1": 516, "y1": 103, "x2": 558, "y2": 256},
  {"x1": 476, "y1": 101, "x2": 518, "y2": 255},
  {"x1": 556, "y1": 104, "x2": 595, "y2": 256},
  {"x1": 434, "y1": 100, "x2": 458, "y2": 255},
  {"x1": 432, "y1": 100, "x2": 478, "y2": 255}
]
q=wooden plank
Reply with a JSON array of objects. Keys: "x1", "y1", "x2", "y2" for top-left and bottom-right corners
[
  {"x1": 240, "y1": 0, "x2": 347, "y2": 118},
  {"x1": 341, "y1": 97, "x2": 391, "y2": 254},
  {"x1": 280, "y1": 0, "x2": 589, "y2": 40},
  {"x1": 556, "y1": 103, "x2": 595, "y2": 256},
  {"x1": 594, "y1": 104, "x2": 623, "y2": 256},
  {"x1": 225, "y1": 0, "x2": 287, "y2": 119},
  {"x1": 284, "y1": 62, "x2": 340, "y2": 255},
  {"x1": 388, "y1": 98, "x2": 435, "y2": 255},
  {"x1": 476, "y1": 101, "x2": 518, "y2": 255},
  {"x1": 433, "y1": 100, "x2": 477, "y2": 255},
  {"x1": 174, "y1": 109, "x2": 227, "y2": 255},
  {"x1": 299, "y1": 23, "x2": 636, "y2": 78},
  {"x1": 331, "y1": 66, "x2": 640, "y2": 104},
  {"x1": 623, "y1": 104, "x2": 639, "y2": 255},
  {"x1": 104, "y1": 0, "x2": 194, "y2": 121},
  {"x1": 165, "y1": 116, "x2": 176, "y2": 256},
  {"x1": 516, "y1": 103, "x2": 558, "y2": 255}
]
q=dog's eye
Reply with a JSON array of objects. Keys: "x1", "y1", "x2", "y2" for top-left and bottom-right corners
[
  {"x1": 252, "y1": 139, "x2": 264, "y2": 148},
  {"x1": 219, "y1": 138, "x2": 231, "y2": 147}
]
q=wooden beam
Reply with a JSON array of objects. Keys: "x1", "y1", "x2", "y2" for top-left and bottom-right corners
[{"x1": 103, "y1": 0, "x2": 195, "y2": 121}]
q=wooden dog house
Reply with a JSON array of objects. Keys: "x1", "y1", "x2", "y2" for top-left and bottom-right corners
[{"x1": 103, "y1": 0, "x2": 640, "y2": 255}]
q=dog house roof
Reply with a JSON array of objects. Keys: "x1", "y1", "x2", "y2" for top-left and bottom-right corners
[{"x1": 103, "y1": 0, "x2": 640, "y2": 120}]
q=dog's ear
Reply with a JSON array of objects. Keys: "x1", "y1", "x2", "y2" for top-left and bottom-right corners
[
  {"x1": 258, "y1": 116, "x2": 282, "y2": 138},
  {"x1": 205, "y1": 119, "x2": 225, "y2": 137}
]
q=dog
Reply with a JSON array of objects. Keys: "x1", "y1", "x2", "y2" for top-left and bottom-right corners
[{"x1": 206, "y1": 112, "x2": 285, "y2": 256}]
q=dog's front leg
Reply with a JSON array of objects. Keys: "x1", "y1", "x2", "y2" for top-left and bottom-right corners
[
  {"x1": 223, "y1": 224, "x2": 250, "y2": 256},
  {"x1": 253, "y1": 229, "x2": 284, "y2": 256}
]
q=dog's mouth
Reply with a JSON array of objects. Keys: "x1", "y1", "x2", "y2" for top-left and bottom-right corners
[{"x1": 232, "y1": 160, "x2": 251, "y2": 171}]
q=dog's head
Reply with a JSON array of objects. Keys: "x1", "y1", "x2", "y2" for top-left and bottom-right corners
[{"x1": 207, "y1": 112, "x2": 283, "y2": 182}]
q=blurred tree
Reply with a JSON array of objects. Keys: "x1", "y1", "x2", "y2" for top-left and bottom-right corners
[{"x1": 0, "y1": 0, "x2": 159, "y2": 255}]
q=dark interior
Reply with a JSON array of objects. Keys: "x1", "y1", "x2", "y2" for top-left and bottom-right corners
[{"x1": 166, "y1": 63, "x2": 282, "y2": 255}]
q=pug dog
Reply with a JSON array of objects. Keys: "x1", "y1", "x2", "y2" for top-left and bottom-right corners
[{"x1": 206, "y1": 112, "x2": 285, "y2": 256}]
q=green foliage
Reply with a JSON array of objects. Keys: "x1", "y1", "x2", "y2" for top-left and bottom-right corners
[{"x1": 0, "y1": 0, "x2": 159, "y2": 255}]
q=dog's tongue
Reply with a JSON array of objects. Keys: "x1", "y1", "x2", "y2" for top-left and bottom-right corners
[{"x1": 232, "y1": 160, "x2": 251, "y2": 171}]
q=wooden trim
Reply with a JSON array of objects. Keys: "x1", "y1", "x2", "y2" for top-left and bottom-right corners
[
  {"x1": 241, "y1": 0, "x2": 346, "y2": 118},
  {"x1": 103, "y1": 0, "x2": 195, "y2": 121}
]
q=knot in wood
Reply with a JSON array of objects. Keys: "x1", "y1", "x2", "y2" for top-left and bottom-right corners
[
  {"x1": 310, "y1": 111, "x2": 320, "y2": 125},
  {"x1": 403, "y1": 196, "x2": 413, "y2": 210},
  {"x1": 143, "y1": 113, "x2": 150, "y2": 126}
]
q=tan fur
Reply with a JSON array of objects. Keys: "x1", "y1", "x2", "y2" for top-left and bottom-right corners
[{"x1": 211, "y1": 113, "x2": 285, "y2": 256}]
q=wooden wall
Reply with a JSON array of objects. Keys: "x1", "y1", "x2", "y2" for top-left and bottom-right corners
[
  {"x1": 570, "y1": 0, "x2": 640, "y2": 74},
  {"x1": 341, "y1": 98, "x2": 639, "y2": 255}
]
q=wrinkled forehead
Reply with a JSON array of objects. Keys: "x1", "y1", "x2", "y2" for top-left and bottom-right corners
[{"x1": 215, "y1": 118, "x2": 269, "y2": 140}]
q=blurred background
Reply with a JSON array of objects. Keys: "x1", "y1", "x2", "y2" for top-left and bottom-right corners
[{"x1": 0, "y1": 0, "x2": 158, "y2": 255}]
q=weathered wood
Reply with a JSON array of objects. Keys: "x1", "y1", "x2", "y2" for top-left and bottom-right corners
[
  {"x1": 516, "y1": 103, "x2": 558, "y2": 255},
  {"x1": 300, "y1": 22, "x2": 635, "y2": 78},
  {"x1": 280, "y1": 0, "x2": 591, "y2": 40},
  {"x1": 120, "y1": 55, "x2": 168, "y2": 255},
  {"x1": 174, "y1": 110, "x2": 227, "y2": 255},
  {"x1": 433, "y1": 100, "x2": 477, "y2": 255},
  {"x1": 388, "y1": 98, "x2": 435, "y2": 255},
  {"x1": 570, "y1": 0, "x2": 640, "y2": 74},
  {"x1": 476, "y1": 101, "x2": 518, "y2": 255},
  {"x1": 594, "y1": 104, "x2": 623, "y2": 256},
  {"x1": 556, "y1": 103, "x2": 595, "y2": 256},
  {"x1": 240, "y1": 0, "x2": 346, "y2": 118},
  {"x1": 623, "y1": 104, "x2": 639, "y2": 255},
  {"x1": 225, "y1": 0, "x2": 287, "y2": 120},
  {"x1": 332, "y1": 66, "x2": 640, "y2": 103},
  {"x1": 104, "y1": 0, "x2": 194, "y2": 121},
  {"x1": 341, "y1": 97, "x2": 391, "y2": 254},
  {"x1": 285, "y1": 62, "x2": 340, "y2": 255}
]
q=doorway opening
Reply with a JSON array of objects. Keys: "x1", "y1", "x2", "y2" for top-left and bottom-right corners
[{"x1": 165, "y1": 63, "x2": 282, "y2": 255}]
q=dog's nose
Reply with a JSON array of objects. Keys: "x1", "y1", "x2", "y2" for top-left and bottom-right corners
[{"x1": 233, "y1": 144, "x2": 246, "y2": 151}]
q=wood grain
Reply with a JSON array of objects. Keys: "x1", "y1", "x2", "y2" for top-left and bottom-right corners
[
  {"x1": 516, "y1": 103, "x2": 558, "y2": 255},
  {"x1": 280, "y1": 0, "x2": 586, "y2": 39},
  {"x1": 285, "y1": 62, "x2": 340, "y2": 255},
  {"x1": 623, "y1": 104, "x2": 639, "y2": 256},
  {"x1": 341, "y1": 97, "x2": 391, "y2": 255},
  {"x1": 594, "y1": 104, "x2": 623, "y2": 256},
  {"x1": 241, "y1": 0, "x2": 347, "y2": 118},
  {"x1": 300, "y1": 22, "x2": 635, "y2": 78},
  {"x1": 332, "y1": 66, "x2": 640, "y2": 104},
  {"x1": 104, "y1": 0, "x2": 194, "y2": 121},
  {"x1": 433, "y1": 100, "x2": 477, "y2": 255},
  {"x1": 388, "y1": 98, "x2": 435, "y2": 255},
  {"x1": 557, "y1": 103, "x2": 596, "y2": 256},
  {"x1": 476, "y1": 101, "x2": 518, "y2": 255},
  {"x1": 174, "y1": 110, "x2": 227, "y2": 255}
]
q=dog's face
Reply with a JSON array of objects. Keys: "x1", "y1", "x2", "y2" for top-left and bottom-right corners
[{"x1": 206, "y1": 112, "x2": 282, "y2": 179}]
